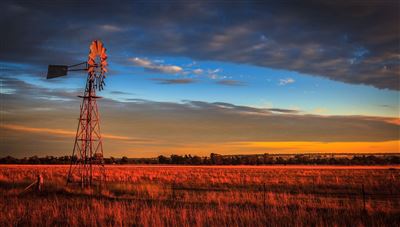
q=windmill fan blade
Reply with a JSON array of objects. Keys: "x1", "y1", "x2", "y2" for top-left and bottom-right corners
[
  {"x1": 91, "y1": 41, "x2": 98, "y2": 54},
  {"x1": 89, "y1": 52, "x2": 97, "y2": 60},
  {"x1": 88, "y1": 58, "x2": 95, "y2": 65},
  {"x1": 47, "y1": 65, "x2": 68, "y2": 79},
  {"x1": 96, "y1": 41, "x2": 103, "y2": 54},
  {"x1": 100, "y1": 47, "x2": 106, "y2": 56}
]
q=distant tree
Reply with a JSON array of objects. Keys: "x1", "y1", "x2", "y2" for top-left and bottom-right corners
[
  {"x1": 110, "y1": 156, "x2": 115, "y2": 164},
  {"x1": 275, "y1": 157, "x2": 284, "y2": 164},
  {"x1": 388, "y1": 155, "x2": 400, "y2": 164},
  {"x1": 28, "y1": 156, "x2": 40, "y2": 164},
  {"x1": 171, "y1": 155, "x2": 185, "y2": 164},
  {"x1": 210, "y1": 153, "x2": 222, "y2": 165},
  {"x1": 120, "y1": 156, "x2": 129, "y2": 164},
  {"x1": 203, "y1": 157, "x2": 211, "y2": 165},
  {"x1": 184, "y1": 155, "x2": 191, "y2": 164},
  {"x1": 191, "y1": 156, "x2": 202, "y2": 165},
  {"x1": 1, "y1": 153, "x2": 399, "y2": 165},
  {"x1": 158, "y1": 155, "x2": 170, "y2": 164},
  {"x1": 247, "y1": 156, "x2": 258, "y2": 165},
  {"x1": 0, "y1": 156, "x2": 16, "y2": 164}
]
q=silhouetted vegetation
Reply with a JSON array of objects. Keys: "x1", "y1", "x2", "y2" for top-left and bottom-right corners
[{"x1": 1, "y1": 153, "x2": 399, "y2": 165}]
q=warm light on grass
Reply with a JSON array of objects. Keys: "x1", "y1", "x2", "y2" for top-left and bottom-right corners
[{"x1": 0, "y1": 165, "x2": 399, "y2": 226}]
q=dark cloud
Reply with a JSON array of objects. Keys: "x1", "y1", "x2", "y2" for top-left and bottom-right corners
[
  {"x1": 378, "y1": 104, "x2": 396, "y2": 109},
  {"x1": 186, "y1": 101, "x2": 300, "y2": 115},
  {"x1": 0, "y1": 0, "x2": 398, "y2": 89},
  {"x1": 0, "y1": 76, "x2": 78, "y2": 101},
  {"x1": 216, "y1": 80, "x2": 246, "y2": 86},
  {"x1": 267, "y1": 108, "x2": 300, "y2": 114},
  {"x1": 197, "y1": 101, "x2": 270, "y2": 115},
  {"x1": 110, "y1": 91, "x2": 135, "y2": 95},
  {"x1": 151, "y1": 78, "x2": 195, "y2": 85},
  {"x1": 97, "y1": 99, "x2": 400, "y2": 143}
]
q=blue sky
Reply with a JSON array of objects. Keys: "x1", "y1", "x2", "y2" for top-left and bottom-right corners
[
  {"x1": 2, "y1": 52, "x2": 399, "y2": 118},
  {"x1": 27, "y1": 56, "x2": 397, "y2": 117}
]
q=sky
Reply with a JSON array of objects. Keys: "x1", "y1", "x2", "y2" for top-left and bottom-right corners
[{"x1": 0, "y1": 0, "x2": 399, "y2": 158}]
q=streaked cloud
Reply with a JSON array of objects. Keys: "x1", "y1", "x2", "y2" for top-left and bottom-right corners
[
  {"x1": 279, "y1": 78, "x2": 295, "y2": 86},
  {"x1": 129, "y1": 57, "x2": 235, "y2": 85},
  {"x1": 1, "y1": 124, "x2": 133, "y2": 140},
  {"x1": 2, "y1": 77, "x2": 398, "y2": 147},
  {"x1": 216, "y1": 80, "x2": 246, "y2": 86},
  {"x1": 267, "y1": 108, "x2": 299, "y2": 114},
  {"x1": 1, "y1": 77, "x2": 399, "y2": 157},
  {"x1": 99, "y1": 24, "x2": 123, "y2": 32},
  {"x1": 151, "y1": 78, "x2": 195, "y2": 85},
  {"x1": 109, "y1": 91, "x2": 135, "y2": 95},
  {"x1": 129, "y1": 57, "x2": 183, "y2": 74},
  {"x1": 231, "y1": 140, "x2": 399, "y2": 154},
  {"x1": 192, "y1": 68, "x2": 203, "y2": 74}
]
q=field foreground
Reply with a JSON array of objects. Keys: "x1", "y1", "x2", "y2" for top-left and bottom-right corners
[{"x1": 0, "y1": 165, "x2": 399, "y2": 226}]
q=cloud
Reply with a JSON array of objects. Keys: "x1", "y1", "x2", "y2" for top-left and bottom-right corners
[
  {"x1": 99, "y1": 24, "x2": 122, "y2": 32},
  {"x1": 192, "y1": 69, "x2": 203, "y2": 74},
  {"x1": 232, "y1": 140, "x2": 399, "y2": 154},
  {"x1": 186, "y1": 101, "x2": 299, "y2": 115},
  {"x1": 205, "y1": 68, "x2": 224, "y2": 80},
  {"x1": 313, "y1": 107, "x2": 328, "y2": 115},
  {"x1": 129, "y1": 57, "x2": 226, "y2": 82},
  {"x1": 109, "y1": 91, "x2": 135, "y2": 95},
  {"x1": 2, "y1": 77, "x2": 398, "y2": 143},
  {"x1": 2, "y1": 1, "x2": 397, "y2": 89},
  {"x1": 102, "y1": 99, "x2": 399, "y2": 144},
  {"x1": 151, "y1": 78, "x2": 195, "y2": 85},
  {"x1": 0, "y1": 124, "x2": 133, "y2": 140},
  {"x1": 0, "y1": 76, "x2": 78, "y2": 101},
  {"x1": 1, "y1": 77, "x2": 399, "y2": 157},
  {"x1": 279, "y1": 78, "x2": 295, "y2": 86},
  {"x1": 129, "y1": 57, "x2": 183, "y2": 74},
  {"x1": 267, "y1": 108, "x2": 299, "y2": 114},
  {"x1": 216, "y1": 80, "x2": 246, "y2": 86}
]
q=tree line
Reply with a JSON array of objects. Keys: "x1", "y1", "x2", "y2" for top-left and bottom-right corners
[{"x1": 0, "y1": 153, "x2": 399, "y2": 165}]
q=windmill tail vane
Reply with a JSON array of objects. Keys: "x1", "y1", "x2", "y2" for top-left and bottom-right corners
[{"x1": 46, "y1": 40, "x2": 108, "y2": 188}]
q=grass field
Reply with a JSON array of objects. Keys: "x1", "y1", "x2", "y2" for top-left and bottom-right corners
[{"x1": 0, "y1": 165, "x2": 399, "y2": 226}]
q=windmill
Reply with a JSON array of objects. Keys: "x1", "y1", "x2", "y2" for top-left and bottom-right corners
[{"x1": 47, "y1": 40, "x2": 108, "y2": 188}]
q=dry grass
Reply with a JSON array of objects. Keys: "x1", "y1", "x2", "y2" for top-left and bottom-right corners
[{"x1": 0, "y1": 165, "x2": 399, "y2": 226}]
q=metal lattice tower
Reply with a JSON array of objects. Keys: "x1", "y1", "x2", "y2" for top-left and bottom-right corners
[
  {"x1": 67, "y1": 75, "x2": 106, "y2": 187},
  {"x1": 47, "y1": 40, "x2": 108, "y2": 188}
]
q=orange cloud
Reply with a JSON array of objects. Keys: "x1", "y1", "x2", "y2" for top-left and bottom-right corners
[
  {"x1": 1, "y1": 124, "x2": 398, "y2": 158},
  {"x1": 1, "y1": 124, "x2": 132, "y2": 141},
  {"x1": 231, "y1": 141, "x2": 400, "y2": 154},
  {"x1": 385, "y1": 118, "x2": 400, "y2": 126}
]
